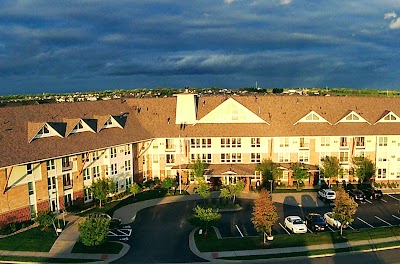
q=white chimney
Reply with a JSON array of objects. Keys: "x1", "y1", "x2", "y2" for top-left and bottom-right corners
[{"x1": 174, "y1": 93, "x2": 197, "y2": 125}]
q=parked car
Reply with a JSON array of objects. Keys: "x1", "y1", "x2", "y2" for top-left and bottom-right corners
[
  {"x1": 323, "y1": 212, "x2": 342, "y2": 229},
  {"x1": 305, "y1": 213, "x2": 328, "y2": 231},
  {"x1": 317, "y1": 189, "x2": 336, "y2": 202},
  {"x1": 348, "y1": 189, "x2": 366, "y2": 202},
  {"x1": 284, "y1": 216, "x2": 307, "y2": 234},
  {"x1": 87, "y1": 213, "x2": 122, "y2": 229},
  {"x1": 362, "y1": 188, "x2": 383, "y2": 200}
]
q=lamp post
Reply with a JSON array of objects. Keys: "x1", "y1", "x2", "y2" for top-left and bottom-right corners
[{"x1": 268, "y1": 179, "x2": 273, "y2": 193}]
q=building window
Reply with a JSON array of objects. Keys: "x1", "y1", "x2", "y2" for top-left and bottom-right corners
[
  {"x1": 62, "y1": 157, "x2": 72, "y2": 171},
  {"x1": 340, "y1": 137, "x2": 348, "y2": 147},
  {"x1": 166, "y1": 154, "x2": 175, "y2": 164},
  {"x1": 92, "y1": 166, "x2": 100, "y2": 178},
  {"x1": 220, "y1": 153, "x2": 241, "y2": 163},
  {"x1": 339, "y1": 151, "x2": 349, "y2": 163},
  {"x1": 28, "y1": 182, "x2": 34, "y2": 195},
  {"x1": 30, "y1": 205, "x2": 36, "y2": 218},
  {"x1": 48, "y1": 176, "x2": 56, "y2": 190},
  {"x1": 166, "y1": 139, "x2": 175, "y2": 150},
  {"x1": 125, "y1": 177, "x2": 132, "y2": 188},
  {"x1": 63, "y1": 173, "x2": 72, "y2": 189},
  {"x1": 251, "y1": 153, "x2": 261, "y2": 163},
  {"x1": 355, "y1": 150, "x2": 365, "y2": 158},
  {"x1": 202, "y1": 138, "x2": 212, "y2": 148},
  {"x1": 190, "y1": 153, "x2": 211, "y2": 163},
  {"x1": 231, "y1": 153, "x2": 242, "y2": 162},
  {"x1": 299, "y1": 138, "x2": 309, "y2": 148},
  {"x1": 125, "y1": 145, "x2": 131, "y2": 155},
  {"x1": 377, "y1": 168, "x2": 387, "y2": 179},
  {"x1": 221, "y1": 138, "x2": 241, "y2": 148},
  {"x1": 298, "y1": 151, "x2": 309, "y2": 163},
  {"x1": 27, "y1": 164, "x2": 33, "y2": 175},
  {"x1": 84, "y1": 188, "x2": 93, "y2": 202},
  {"x1": 220, "y1": 153, "x2": 231, "y2": 163},
  {"x1": 81, "y1": 153, "x2": 89, "y2": 163},
  {"x1": 279, "y1": 138, "x2": 289, "y2": 148},
  {"x1": 83, "y1": 168, "x2": 90, "y2": 181},
  {"x1": 110, "y1": 147, "x2": 117, "y2": 158},
  {"x1": 355, "y1": 137, "x2": 365, "y2": 147},
  {"x1": 111, "y1": 163, "x2": 118, "y2": 175},
  {"x1": 40, "y1": 125, "x2": 50, "y2": 134},
  {"x1": 92, "y1": 151, "x2": 99, "y2": 161},
  {"x1": 125, "y1": 160, "x2": 131, "y2": 171},
  {"x1": 321, "y1": 137, "x2": 330, "y2": 147},
  {"x1": 46, "y1": 160, "x2": 55, "y2": 171},
  {"x1": 251, "y1": 138, "x2": 261, "y2": 148},
  {"x1": 378, "y1": 152, "x2": 387, "y2": 162},
  {"x1": 278, "y1": 152, "x2": 290, "y2": 162},
  {"x1": 153, "y1": 154, "x2": 159, "y2": 163},
  {"x1": 378, "y1": 137, "x2": 388, "y2": 147}
]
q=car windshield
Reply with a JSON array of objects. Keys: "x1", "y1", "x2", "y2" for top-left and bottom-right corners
[
  {"x1": 293, "y1": 219, "x2": 303, "y2": 224},
  {"x1": 327, "y1": 192, "x2": 335, "y2": 196},
  {"x1": 312, "y1": 216, "x2": 325, "y2": 223}
]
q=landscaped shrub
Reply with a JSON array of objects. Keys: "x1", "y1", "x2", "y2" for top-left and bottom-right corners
[
  {"x1": 0, "y1": 220, "x2": 34, "y2": 235},
  {"x1": 35, "y1": 210, "x2": 54, "y2": 229}
]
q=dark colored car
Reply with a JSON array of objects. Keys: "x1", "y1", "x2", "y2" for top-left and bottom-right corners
[
  {"x1": 362, "y1": 188, "x2": 383, "y2": 200},
  {"x1": 348, "y1": 189, "x2": 366, "y2": 202},
  {"x1": 305, "y1": 213, "x2": 328, "y2": 232}
]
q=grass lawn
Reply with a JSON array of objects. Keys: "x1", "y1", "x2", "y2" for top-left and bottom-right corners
[
  {"x1": 195, "y1": 226, "x2": 400, "y2": 252},
  {"x1": 72, "y1": 241, "x2": 123, "y2": 254},
  {"x1": 0, "y1": 226, "x2": 58, "y2": 252}
]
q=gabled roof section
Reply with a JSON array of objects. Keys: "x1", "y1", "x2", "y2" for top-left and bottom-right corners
[
  {"x1": 335, "y1": 110, "x2": 370, "y2": 125},
  {"x1": 375, "y1": 110, "x2": 400, "y2": 124},
  {"x1": 64, "y1": 118, "x2": 97, "y2": 136},
  {"x1": 293, "y1": 110, "x2": 331, "y2": 125},
  {"x1": 28, "y1": 122, "x2": 65, "y2": 143},
  {"x1": 95, "y1": 115, "x2": 126, "y2": 132},
  {"x1": 196, "y1": 98, "x2": 268, "y2": 124}
]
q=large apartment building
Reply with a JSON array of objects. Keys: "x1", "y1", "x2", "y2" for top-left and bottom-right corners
[{"x1": 1, "y1": 92, "x2": 400, "y2": 226}]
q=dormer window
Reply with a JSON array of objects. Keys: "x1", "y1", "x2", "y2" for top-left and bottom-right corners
[
  {"x1": 39, "y1": 125, "x2": 50, "y2": 135},
  {"x1": 346, "y1": 113, "x2": 359, "y2": 121},
  {"x1": 294, "y1": 111, "x2": 330, "y2": 125},
  {"x1": 74, "y1": 122, "x2": 84, "y2": 130},
  {"x1": 375, "y1": 111, "x2": 400, "y2": 124},
  {"x1": 336, "y1": 111, "x2": 369, "y2": 125}
]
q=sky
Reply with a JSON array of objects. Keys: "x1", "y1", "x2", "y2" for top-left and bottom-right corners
[{"x1": 0, "y1": 0, "x2": 400, "y2": 95}]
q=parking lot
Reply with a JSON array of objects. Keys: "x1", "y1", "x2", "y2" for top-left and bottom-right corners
[{"x1": 214, "y1": 193, "x2": 400, "y2": 238}]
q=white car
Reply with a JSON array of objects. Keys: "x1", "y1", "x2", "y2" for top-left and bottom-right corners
[
  {"x1": 284, "y1": 216, "x2": 307, "y2": 234},
  {"x1": 323, "y1": 212, "x2": 341, "y2": 229}
]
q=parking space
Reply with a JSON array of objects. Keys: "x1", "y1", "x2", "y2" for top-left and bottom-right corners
[
  {"x1": 215, "y1": 193, "x2": 400, "y2": 238},
  {"x1": 108, "y1": 225, "x2": 133, "y2": 241}
]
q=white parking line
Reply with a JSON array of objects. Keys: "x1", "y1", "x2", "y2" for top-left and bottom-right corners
[
  {"x1": 235, "y1": 224, "x2": 244, "y2": 238},
  {"x1": 108, "y1": 228, "x2": 132, "y2": 237},
  {"x1": 381, "y1": 199, "x2": 387, "y2": 203},
  {"x1": 375, "y1": 216, "x2": 392, "y2": 226},
  {"x1": 387, "y1": 194, "x2": 400, "y2": 201},
  {"x1": 328, "y1": 226, "x2": 334, "y2": 232},
  {"x1": 279, "y1": 223, "x2": 291, "y2": 234},
  {"x1": 307, "y1": 228, "x2": 313, "y2": 234},
  {"x1": 365, "y1": 199, "x2": 372, "y2": 204},
  {"x1": 357, "y1": 217, "x2": 374, "y2": 228},
  {"x1": 348, "y1": 225, "x2": 355, "y2": 230},
  {"x1": 392, "y1": 214, "x2": 400, "y2": 221}
]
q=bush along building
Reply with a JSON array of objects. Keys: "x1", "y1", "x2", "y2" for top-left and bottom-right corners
[{"x1": 1, "y1": 91, "x2": 400, "y2": 226}]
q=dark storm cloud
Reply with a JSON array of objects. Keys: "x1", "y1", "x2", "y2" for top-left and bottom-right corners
[{"x1": 0, "y1": 0, "x2": 400, "y2": 95}]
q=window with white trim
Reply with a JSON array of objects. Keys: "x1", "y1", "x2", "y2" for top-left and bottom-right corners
[
  {"x1": 111, "y1": 163, "x2": 117, "y2": 175},
  {"x1": 27, "y1": 164, "x2": 33, "y2": 175},
  {"x1": 92, "y1": 151, "x2": 99, "y2": 161},
  {"x1": 38, "y1": 124, "x2": 50, "y2": 135},
  {"x1": 251, "y1": 153, "x2": 261, "y2": 163},
  {"x1": 354, "y1": 150, "x2": 365, "y2": 158},
  {"x1": 378, "y1": 137, "x2": 388, "y2": 147},
  {"x1": 166, "y1": 154, "x2": 175, "y2": 164},
  {"x1": 166, "y1": 139, "x2": 175, "y2": 150},
  {"x1": 125, "y1": 177, "x2": 132, "y2": 188},
  {"x1": 299, "y1": 138, "x2": 309, "y2": 148},
  {"x1": 340, "y1": 137, "x2": 348, "y2": 147},
  {"x1": 125, "y1": 160, "x2": 131, "y2": 171},
  {"x1": 46, "y1": 160, "x2": 55, "y2": 171},
  {"x1": 321, "y1": 137, "x2": 330, "y2": 147},
  {"x1": 92, "y1": 166, "x2": 100, "y2": 178},
  {"x1": 221, "y1": 138, "x2": 241, "y2": 148},
  {"x1": 190, "y1": 153, "x2": 211, "y2": 163},
  {"x1": 355, "y1": 137, "x2": 365, "y2": 147},
  {"x1": 84, "y1": 188, "x2": 93, "y2": 202},
  {"x1": 251, "y1": 138, "x2": 261, "y2": 147},
  {"x1": 298, "y1": 151, "x2": 309, "y2": 163},
  {"x1": 124, "y1": 145, "x2": 131, "y2": 155},
  {"x1": 377, "y1": 152, "x2": 387, "y2": 162},
  {"x1": 110, "y1": 147, "x2": 117, "y2": 158},
  {"x1": 278, "y1": 152, "x2": 290, "y2": 162},
  {"x1": 83, "y1": 168, "x2": 90, "y2": 181},
  {"x1": 377, "y1": 168, "x2": 387, "y2": 179},
  {"x1": 339, "y1": 151, "x2": 349, "y2": 163},
  {"x1": 220, "y1": 153, "x2": 241, "y2": 163},
  {"x1": 279, "y1": 138, "x2": 289, "y2": 148},
  {"x1": 47, "y1": 176, "x2": 56, "y2": 190}
]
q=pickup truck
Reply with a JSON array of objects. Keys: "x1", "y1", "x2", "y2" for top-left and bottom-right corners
[{"x1": 317, "y1": 189, "x2": 336, "y2": 202}]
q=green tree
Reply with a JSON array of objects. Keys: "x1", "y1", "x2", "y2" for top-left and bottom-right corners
[
  {"x1": 129, "y1": 182, "x2": 142, "y2": 197},
  {"x1": 251, "y1": 190, "x2": 278, "y2": 244},
  {"x1": 189, "y1": 159, "x2": 208, "y2": 181},
  {"x1": 320, "y1": 156, "x2": 343, "y2": 185},
  {"x1": 34, "y1": 210, "x2": 54, "y2": 229},
  {"x1": 78, "y1": 217, "x2": 110, "y2": 246},
  {"x1": 220, "y1": 180, "x2": 246, "y2": 205},
  {"x1": 194, "y1": 179, "x2": 210, "y2": 204},
  {"x1": 256, "y1": 159, "x2": 282, "y2": 190},
  {"x1": 333, "y1": 187, "x2": 358, "y2": 236},
  {"x1": 90, "y1": 177, "x2": 116, "y2": 207},
  {"x1": 353, "y1": 156, "x2": 376, "y2": 184},
  {"x1": 291, "y1": 163, "x2": 309, "y2": 190},
  {"x1": 162, "y1": 177, "x2": 174, "y2": 194},
  {"x1": 192, "y1": 205, "x2": 221, "y2": 235}
]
